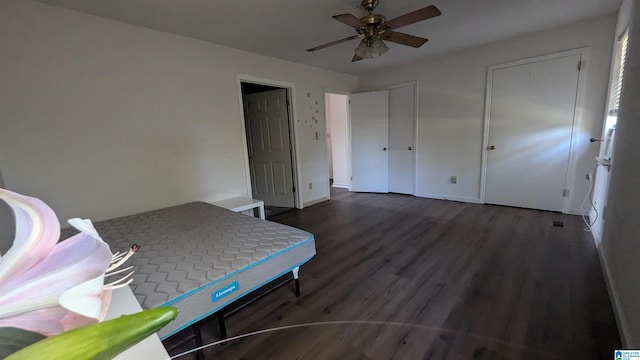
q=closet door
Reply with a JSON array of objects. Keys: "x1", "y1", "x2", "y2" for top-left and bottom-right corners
[
  {"x1": 484, "y1": 53, "x2": 580, "y2": 211},
  {"x1": 389, "y1": 83, "x2": 416, "y2": 195},
  {"x1": 350, "y1": 90, "x2": 389, "y2": 193}
]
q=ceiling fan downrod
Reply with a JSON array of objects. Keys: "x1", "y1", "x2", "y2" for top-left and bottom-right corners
[{"x1": 361, "y1": 0, "x2": 378, "y2": 13}]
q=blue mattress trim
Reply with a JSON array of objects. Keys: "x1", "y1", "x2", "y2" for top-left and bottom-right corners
[{"x1": 160, "y1": 256, "x2": 314, "y2": 340}]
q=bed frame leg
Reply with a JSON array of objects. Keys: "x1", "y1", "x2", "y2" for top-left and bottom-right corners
[
  {"x1": 217, "y1": 311, "x2": 227, "y2": 339},
  {"x1": 292, "y1": 267, "x2": 300, "y2": 297},
  {"x1": 193, "y1": 322, "x2": 204, "y2": 360}
]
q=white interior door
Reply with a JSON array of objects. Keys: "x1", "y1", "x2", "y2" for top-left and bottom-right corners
[
  {"x1": 244, "y1": 89, "x2": 295, "y2": 207},
  {"x1": 389, "y1": 84, "x2": 416, "y2": 195},
  {"x1": 351, "y1": 90, "x2": 389, "y2": 193},
  {"x1": 326, "y1": 93, "x2": 350, "y2": 188},
  {"x1": 485, "y1": 53, "x2": 581, "y2": 212}
]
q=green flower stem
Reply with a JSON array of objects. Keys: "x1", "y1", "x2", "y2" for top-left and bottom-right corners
[{"x1": 6, "y1": 307, "x2": 178, "y2": 360}]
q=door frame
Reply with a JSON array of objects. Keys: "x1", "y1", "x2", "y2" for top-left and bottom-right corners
[
  {"x1": 480, "y1": 47, "x2": 589, "y2": 213},
  {"x1": 237, "y1": 75, "x2": 301, "y2": 209},
  {"x1": 323, "y1": 88, "x2": 351, "y2": 199},
  {"x1": 389, "y1": 80, "x2": 418, "y2": 196}
]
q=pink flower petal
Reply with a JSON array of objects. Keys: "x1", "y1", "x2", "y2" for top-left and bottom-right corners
[
  {"x1": 59, "y1": 274, "x2": 108, "y2": 321},
  {"x1": 0, "y1": 232, "x2": 112, "y2": 309},
  {"x1": 0, "y1": 189, "x2": 60, "y2": 283},
  {"x1": 0, "y1": 282, "x2": 114, "y2": 336},
  {"x1": 68, "y1": 218, "x2": 104, "y2": 243},
  {"x1": 0, "y1": 305, "x2": 97, "y2": 336}
]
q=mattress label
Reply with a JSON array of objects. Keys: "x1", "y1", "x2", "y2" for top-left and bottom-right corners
[{"x1": 212, "y1": 281, "x2": 239, "y2": 302}]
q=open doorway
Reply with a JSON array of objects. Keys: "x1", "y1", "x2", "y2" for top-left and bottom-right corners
[
  {"x1": 240, "y1": 81, "x2": 296, "y2": 216},
  {"x1": 324, "y1": 92, "x2": 350, "y2": 192}
]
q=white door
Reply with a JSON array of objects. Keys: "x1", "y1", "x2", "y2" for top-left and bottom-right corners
[
  {"x1": 326, "y1": 93, "x2": 350, "y2": 188},
  {"x1": 485, "y1": 53, "x2": 581, "y2": 211},
  {"x1": 244, "y1": 89, "x2": 295, "y2": 207},
  {"x1": 350, "y1": 90, "x2": 389, "y2": 193},
  {"x1": 389, "y1": 84, "x2": 416, "y2": 195}
]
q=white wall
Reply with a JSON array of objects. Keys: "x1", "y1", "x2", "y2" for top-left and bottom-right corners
[
  {"x1": 591, "y1": 0, "x2": 634, "y2": 245},
  {"x1": 358, "y1": 14, "x2": 616, "y2": 210},
  {"x1": 0, "y1": 0, "x2": 357, "y2": 221},
  {"x1": 599, "y1": 0, "x2": 640, "y2": 347},
  {"x1": 326, "y1": 93, "x2": 350, "y2": 188}
]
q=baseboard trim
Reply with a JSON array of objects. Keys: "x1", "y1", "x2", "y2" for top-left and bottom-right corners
[
  {"x1": 303, "y1": 196, "x2": 329, "y2": 208},
  {"x1": 331, "y1": 183, "x2": 349, "y2": 189},
  {"x1": 596, "y1": 241, "x2": 630, "y2": 348},
  {"x1": 415, "y1": 192, "x2": 482, "y2": 204},
  {"x1": 567, "y1": 207, "x2": 589, "y2": 216}
]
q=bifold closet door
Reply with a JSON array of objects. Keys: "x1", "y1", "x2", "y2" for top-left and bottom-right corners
[{"x1": 389, "y1": 84, "x2": 416, "y2": 195}]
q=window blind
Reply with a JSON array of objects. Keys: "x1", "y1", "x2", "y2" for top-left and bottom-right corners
[{"x1": 607, "y1": 29, "x2": 629, "y2": 120}]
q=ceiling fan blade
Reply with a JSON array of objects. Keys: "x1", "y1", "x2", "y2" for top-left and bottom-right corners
[
  {"x1": 382, "y1": 31, "x2": 428, "y2": 48},
  {"x1": 382, "y1": 5, "x2": 441, "y2": 30},
  {"x1": 332, "y1": 13, "x2": 365, "y2": 29},
  {"x1": 307, "y1": 34, "x2": 363, "y2": 52},
  {"x1": 352, "y1": 54, "x2": 364, "y2": 62}
]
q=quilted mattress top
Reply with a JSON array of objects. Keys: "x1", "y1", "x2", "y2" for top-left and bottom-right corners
[{"x1": 60, "y1": 201, "x2": 313, "y2": 309}]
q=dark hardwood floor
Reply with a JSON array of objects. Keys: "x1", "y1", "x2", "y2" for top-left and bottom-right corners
[{"x1": 166, "y1": 189, "x2": 620, "y2": 359}]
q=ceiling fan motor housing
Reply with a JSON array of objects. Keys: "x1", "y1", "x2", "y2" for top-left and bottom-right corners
[{"x1": 357, "y1": 13, "x2": 386, "y2": 38}]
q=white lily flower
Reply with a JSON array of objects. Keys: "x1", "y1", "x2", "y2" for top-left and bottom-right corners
[{"x1": 0, "y1": 188, "x2": 137, "y2": 335}]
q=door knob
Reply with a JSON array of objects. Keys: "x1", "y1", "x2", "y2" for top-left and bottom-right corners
[
  {"x1": 408, "y1": 146, "x2": 413, "y2": 151},
  {"x1": 383, "y1": 147, "x2": 388, "y2": 151},
  {"x1": 488, "y1": 145, "x2": 496, "y2": 150}
]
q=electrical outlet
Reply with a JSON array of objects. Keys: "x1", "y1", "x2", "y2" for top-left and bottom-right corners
[
  {"x1": 450, "y1": 176, "x2": 457, "y2": 184},
  {"x1": 308, "y1": 182, "x2": 313, "y2": 190}
]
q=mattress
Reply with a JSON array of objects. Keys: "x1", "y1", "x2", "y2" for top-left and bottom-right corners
[{"x1": 60, "y1": 201, "x2": 315, "y2": 339}]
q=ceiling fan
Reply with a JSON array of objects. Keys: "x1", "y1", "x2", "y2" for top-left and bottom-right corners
[{"x1": 307, "y1": 0, "x2": 442, "y2": 62}]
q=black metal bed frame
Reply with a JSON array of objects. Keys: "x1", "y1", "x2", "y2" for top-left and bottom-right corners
[{"x1": 164, "y1": 271, "x2": 301, "y2": 359}]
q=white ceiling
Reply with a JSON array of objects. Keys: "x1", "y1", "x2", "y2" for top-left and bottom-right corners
[{"x1": 35, "y1": 0, "x2": 621, "y2": 76}]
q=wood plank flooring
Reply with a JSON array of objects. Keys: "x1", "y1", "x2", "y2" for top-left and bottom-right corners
[{"x1": 165, "y1": 189, "x2": 620, "y2": 359}]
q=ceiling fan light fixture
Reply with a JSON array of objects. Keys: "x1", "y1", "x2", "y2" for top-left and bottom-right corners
[
  {"x1": 364, "y1": 46, "x2": 374, "y2": 59},
  {"x1": 354, "y1": 36, "x2": 388, "y2": 59},
  {"x1": 354, "y1": 40, "x2": 374, "y2": 59},
  {"x1": 371, "y1": 36, "x2": 389, "y2": 56}
]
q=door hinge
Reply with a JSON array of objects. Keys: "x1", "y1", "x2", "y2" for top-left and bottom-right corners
[
  {"x1": 578, "y1": 61, "x2": 583, "y2": 71},
  {"x1": 286, "y1": 99, "x2": 290, "y2": 107},
  {"x1": 562, "y1": 189, "x2": 570, "y2": 197},
  {"x1": 348, "y1": 100, "x2": 351, "y2": 105},
  {"x1": 292, "y1": 186, "x2": 296, "y2": 193}
]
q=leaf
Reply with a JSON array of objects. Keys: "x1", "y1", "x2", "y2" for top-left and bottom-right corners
[{"x1": 0, "y1": 327, "x2": 45, "y2": 358}]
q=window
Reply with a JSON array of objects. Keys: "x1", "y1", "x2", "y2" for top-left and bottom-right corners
[{"x1": 603, "y1": 28, "x2": 629, "y2": 157}]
